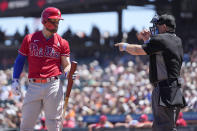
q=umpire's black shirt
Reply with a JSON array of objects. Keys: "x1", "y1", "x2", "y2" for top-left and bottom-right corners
[{"x1": 142, "y1": 32, "x2": 183, "y2": 83}]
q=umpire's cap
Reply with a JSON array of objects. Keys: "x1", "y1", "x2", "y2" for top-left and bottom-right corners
[{"x1": 157, "y1": 14, "x2": 176, "y2": 29}]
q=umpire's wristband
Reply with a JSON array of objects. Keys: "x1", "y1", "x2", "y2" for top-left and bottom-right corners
[{"x1": 122, "y1": 43, "x2": 128, "y2": 51}]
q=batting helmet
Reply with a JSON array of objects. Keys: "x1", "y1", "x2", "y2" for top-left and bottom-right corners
[{"x1": 41, "y1": 7, "x2": 63, "y2": 24}]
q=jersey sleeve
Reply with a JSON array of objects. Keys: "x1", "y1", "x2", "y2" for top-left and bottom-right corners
[
  {"x1": 18, "y1": 35, "x2": 30, "y2": 56},
  {"x1": 142, "y1": 35, "x2": 165, "y2": 55},
  {"x1": 61, "y1": 39, "x2": 70, "y2": 57}
]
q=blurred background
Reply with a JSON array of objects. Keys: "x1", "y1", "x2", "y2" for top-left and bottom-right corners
[{"x1": 0, "y1": 0, "x2": 197, "y2": 131}]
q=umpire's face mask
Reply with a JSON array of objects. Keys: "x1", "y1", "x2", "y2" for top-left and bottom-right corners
[
  {"x1": 150, "y1": 15, "x2": 159, "y2": 36},
  {"x1": 150, "y1": 23, "x2": 159, "y2": 36}
]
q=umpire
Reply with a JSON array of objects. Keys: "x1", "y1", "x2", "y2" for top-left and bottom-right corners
[{"x1": 115, "y1": 14, "x2": 187, "y2": 131}]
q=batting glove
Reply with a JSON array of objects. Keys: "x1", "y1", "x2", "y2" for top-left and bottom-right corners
[
  {"x1": 65, "y1": 71, "x2": 78, "y2": 80},
  {"x1": 11, "y1": 79, "x2": 21, "y2": 96},
  {"x1": 72, "y1": 71, "x2": 78, "y2": 80}
]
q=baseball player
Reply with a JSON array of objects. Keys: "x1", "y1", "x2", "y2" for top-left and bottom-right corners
[
  {"x1": 115, "y1": 14, "x2": 186, "y2": 131},
  {"x1": 12, "y1": 7, "x2": 75, "y2": 131}
]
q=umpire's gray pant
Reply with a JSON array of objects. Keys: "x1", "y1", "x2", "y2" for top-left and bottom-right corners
[
  {"x1": 152, "y1": 86, "x2": 180, "y2": 131},
  {"x1": 20, "y1": 79, "x2": 64, "y2": 131}
]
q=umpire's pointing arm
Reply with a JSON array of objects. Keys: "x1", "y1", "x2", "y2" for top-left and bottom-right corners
[{"x1": 115, "y1": 43, "x2": 147, "y2": 55}]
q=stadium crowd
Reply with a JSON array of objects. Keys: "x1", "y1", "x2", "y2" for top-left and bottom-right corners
[
  {"x1": 0, "y1": 25, "x2": 197, "y2": 130},
  {"x1": 0, "y1": 50, "x2": 196, "y2": 129}
]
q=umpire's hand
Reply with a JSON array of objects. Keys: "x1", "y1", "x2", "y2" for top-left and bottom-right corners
[
  {"x1": 138, "y1": 29, "x2": 151, "y2": 42},
  {"x1": 115, "y1": 42, "x2": 128, "y2": 52}
]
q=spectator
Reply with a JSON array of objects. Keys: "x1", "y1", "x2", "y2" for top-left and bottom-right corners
[
  {"x1": 24, "y1": 25, "x2": 29, "y2": 37},
  {"x1": 76, "y1": 116, "x2": 87, "y2": 128},
  {"x1": 0, "y1": 28, "x2": 6, "y2": 44},
  {"x1": 13, "y1": 30, "x2": 22, "y2": 46},
  {"x1": 135, "y1": 114, "x2": 152, "y2": 128},
  {"x1": 0, "y1": 114, "x2": 5, "y2": 128},
  {"x1": 63, "y1": 114, "x2": 76, "y2": 128},
  {"x1": 62, "y1": 28, "x2": 72, "y2": 43},
  {"x1": 115, "y1": 114, "x2": 138, "y2": 128},
  {"x1": 176, "y1": 112, "x2": 187, "y2": 127},
  {"x1": 127, "y1": 28, "x2": 138, "y2": 44},
  {"x1": 88, "y1": 115, "x2": 113, "y2": 131},
  {"x1": 90, "y1": 25, "x2": 101, "y2": 45}
]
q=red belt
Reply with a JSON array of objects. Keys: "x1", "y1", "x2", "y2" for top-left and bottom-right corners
[{"x1": 29, "y1": 76, "x2": 58, "y2": 83}]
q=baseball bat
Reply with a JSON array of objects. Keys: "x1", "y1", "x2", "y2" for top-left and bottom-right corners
[{"x1": 60, "y1": 61, "x2": 77, "y2": 130}]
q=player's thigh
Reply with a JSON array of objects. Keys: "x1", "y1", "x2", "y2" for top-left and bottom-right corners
[
  {"x1": 20, "y1": 100, "x2": 42, "y2": 130},
  {"x1": 43, "y1": 80, "x2": 64, "y2": 119}
]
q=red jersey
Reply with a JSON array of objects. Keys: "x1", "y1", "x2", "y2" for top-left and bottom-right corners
[
  {"x1": 19, "y1": 31, "x2": 70, "y2": 78},
  {"x1": 92, "y1": 123, "x2": 105, "y2": 128},
  {"x1": 63, "y1": 119, "x2": 75, "y2": 128},
  {"x1": 176, "y1": 119, "x2": 187, "y2": 127}
]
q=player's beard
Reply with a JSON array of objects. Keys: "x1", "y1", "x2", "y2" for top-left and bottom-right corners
[
  {"x1": 46, "y1": 27, "x2": 58, "y2": 33},
  {"x1": 45, "y1": 22, "x2": 58, "y2": 33}
]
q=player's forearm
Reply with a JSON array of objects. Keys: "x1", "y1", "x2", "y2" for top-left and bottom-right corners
[
  {"x1": 61, "y1": 56, "x2": 71, "y2": 77},
  {"x1": 63, "y1": 64, "x2": 71, "y2": 76},
  {"x1": 13, "y1": 54, "x2": 26, "y2": 79},
  {"x1": 126, "y1": 44, "x2": 147, "y2": 55}
]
